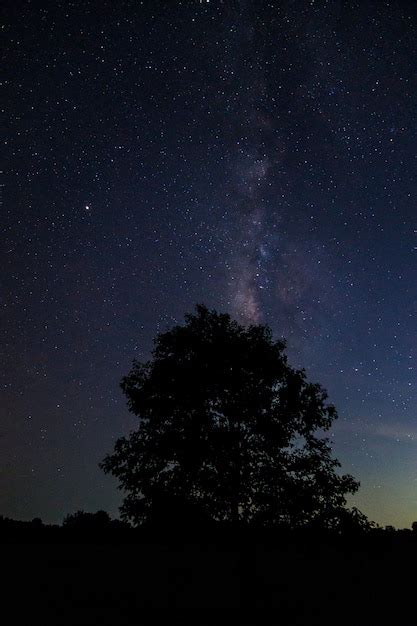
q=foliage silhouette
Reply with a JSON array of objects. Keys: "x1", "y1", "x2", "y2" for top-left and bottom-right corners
[
  {"x1": 63, "y1": 510, "x2": 112, "y2": 530},
  {"x1": 61, "y1": 510, "x2": 130, "y2": 534},
  {"x1": 101, "y1": 305, "x2": 360, "y2": 528}
]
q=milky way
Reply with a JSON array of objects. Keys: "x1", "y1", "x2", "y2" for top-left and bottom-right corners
[{"x1": 2, "y1": 0, "x2": 417, "y2": 527}]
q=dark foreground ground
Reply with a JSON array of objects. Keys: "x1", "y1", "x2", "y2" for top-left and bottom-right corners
[{"x1": 2, "y1": 529, "x2": 416, "y2": 624}]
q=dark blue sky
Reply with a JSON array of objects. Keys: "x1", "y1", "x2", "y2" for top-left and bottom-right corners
[{"x1": 2, "y1": 0, "x2": 416, "y2": 527}]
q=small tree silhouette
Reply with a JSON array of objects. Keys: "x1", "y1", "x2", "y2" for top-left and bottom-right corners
[
  {"x1": 63, "y1": 510, "x2": 111, "y2": 530},
  {"x1": 101, "y1": 305, "x2": 360, "y2": 528}
]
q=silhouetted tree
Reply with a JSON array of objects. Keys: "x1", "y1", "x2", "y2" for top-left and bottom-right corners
[
  {"x1": 323, "y1": 506, "x2": 374, "y2": 534},
  {"x1": 31, "y1": 517, "x2": 43, "y2": 528},
  {"x1": 412, "y1": 521, "x2": 417, "y2": 533},
  {"x1": 101, "y1": 305, "x2": 360, "y2": 528},
  {"x1": 63, "y1": 510, "x2": 111, "y2": 530}
]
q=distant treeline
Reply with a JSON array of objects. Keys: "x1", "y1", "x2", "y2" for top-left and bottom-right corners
[{"x1": 1, "y1": 510, "x2": 416, "y2": 544}]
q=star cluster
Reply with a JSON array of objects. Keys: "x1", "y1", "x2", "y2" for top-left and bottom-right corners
[{"x1": 2, "y1": 0, "x2": 416, "y2": 527}]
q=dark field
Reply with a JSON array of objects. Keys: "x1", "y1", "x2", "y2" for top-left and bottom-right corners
[{"x1": 3, "y1": 530, "x2": 416, "y2": 624}]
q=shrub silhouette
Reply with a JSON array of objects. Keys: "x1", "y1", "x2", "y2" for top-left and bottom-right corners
[
  {"x1": 63, "y1": 510, "x2": 111, "y2": 531},
  {"x1": 101, "y1": 305, "x2": 360, "y2": 528}
]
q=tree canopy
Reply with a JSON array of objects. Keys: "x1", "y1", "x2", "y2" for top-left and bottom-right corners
[{"x1": 101, "y1": 305, "x2": 360, "y2": 529}]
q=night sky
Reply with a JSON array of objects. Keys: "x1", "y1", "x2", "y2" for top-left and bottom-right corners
[{"x1": 2, "y1": 0, "x2": 416, "y2": 528}]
